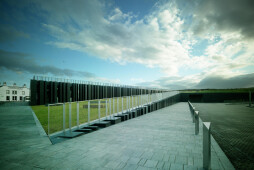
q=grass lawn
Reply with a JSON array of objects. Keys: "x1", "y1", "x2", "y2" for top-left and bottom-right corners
[{"x1": 32, "y1": 96, "x2": 149, "y2": 135}]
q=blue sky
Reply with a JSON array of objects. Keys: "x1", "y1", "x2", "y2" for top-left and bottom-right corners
[{"x1": 0, "y1": 0, "x2": 254, "y2": 89}]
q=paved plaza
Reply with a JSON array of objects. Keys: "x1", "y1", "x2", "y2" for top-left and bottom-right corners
[{"x1": 0, "y1": 102, "x2": 234, "y2": 169}]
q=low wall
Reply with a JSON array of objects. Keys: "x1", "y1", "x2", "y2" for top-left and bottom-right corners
[{"x1": 180, "y1": 92, "x2": 252, "y2": 103}]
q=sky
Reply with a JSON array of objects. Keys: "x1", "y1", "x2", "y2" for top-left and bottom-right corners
[{"x1": 0, "y1": 0, "x2": 254, "y2": 89}]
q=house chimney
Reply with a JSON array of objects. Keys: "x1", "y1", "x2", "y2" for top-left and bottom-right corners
[
  {"x1": 23, "y1": 84, "x2": 26, "y2": 88},
  {"x1": 13, "y1": 83, "x2": 16, "y2": 86},
  {"x1": 3, "y1": 82, "x2": 6, "y2": 86}
]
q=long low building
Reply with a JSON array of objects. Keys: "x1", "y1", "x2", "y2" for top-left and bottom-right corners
[{"x1": 0, "y1": 82, "x2": 30, "y2": 102}]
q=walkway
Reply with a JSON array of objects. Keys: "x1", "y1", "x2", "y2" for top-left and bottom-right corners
[{"x1": 0, "y1": 102, "x2": 234, "y2": 169}]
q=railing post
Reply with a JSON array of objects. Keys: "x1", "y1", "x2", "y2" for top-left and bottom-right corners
[
  {"x1": 203, "y1": 122, "x2": 211, "y2": 170},
  {"x1": 117, "y1": 97, "x2": 119, "y2": 115},
  {"x1": 88, "y1": 101, "x2": 90, "y2": 125},
  {"x1": 105, "y1": 99, "x2": 108, "y2": 119},
  {"x1": 122, "y1": 97, "x2": 123, "y2": 113},
  {"x1": 69, "y1": 102, "x2": 72, "y2": 133},
  {"x1": 113, "y1": 98, "x2": 115, "y2": 115},
  {"x1": 195, "y1": 111, "x2": 199, "y2": 135},
  {"x1": 98, "y1": 100, "x2": 101, "y2": 122},
  {"x1": 77, "y1": 102, "x2": 79, "y2": 129},
  {"x1": 110, "y1": 98, "x2": 112, "y2": 118},
  {"x1": 132, "y1": 96, "x2": 133, "y2": 109},
  {"x1": 63, "y1": 103, "x2": 65, "y2": 134},
  {"x1": 48, "y1": 104, "x2": 50, "y2": 136}
]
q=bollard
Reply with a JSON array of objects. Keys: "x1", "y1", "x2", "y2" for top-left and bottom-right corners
[
  {"x1": 203, "y1": 122, "x2": 211, "y2": 170},
  {"x1": 249, "y1": 91, "x2": 252, "y2": 107},
  {"x1": 192, "y1": 107, "x2": 195, "y2": 123},
  {"x1": 195, "y1": 111, "x2": 199, "y2": 135}
]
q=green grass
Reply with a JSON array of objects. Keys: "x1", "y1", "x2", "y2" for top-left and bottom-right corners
[
  {"x1": 32, "y1": 96, "x2": 148, "y2": 135},
  {"x1": 179, "y1": 87, "x2": 254, "y2": 93}
]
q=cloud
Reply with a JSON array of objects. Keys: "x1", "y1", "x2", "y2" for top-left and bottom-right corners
[
  {"x1": 0, "y1": 50, "x2": 95, "y2": 78},
  {"x1": 195, "y1": 73, "x2": 254, "y2": 89},
  {"x1": 138, "y1": 73, "x2": 254, "y2": 90},
  {"x1": 32, "y1": 0, "x2": 191, "y2": 76},
  {"x1": 189, "y1": 0, "x2": 254, "y2": 39},
  {"x1": 2, "y1": 0, "x2": 253, "y2": 89},
  {"x1": 0, "y1": 25, "x2": 29, "y2": 42}
]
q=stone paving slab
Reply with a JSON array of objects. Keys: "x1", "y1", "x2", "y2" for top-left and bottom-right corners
[{"x1": 0, "y1": 102, "x2": 234, "y2": 169}]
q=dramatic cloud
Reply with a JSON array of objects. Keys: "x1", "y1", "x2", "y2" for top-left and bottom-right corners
[
  {"x1": 0, "y1": 50, "x2": 95, "y2": 78},
  {"x1": 191, "y1": 0, "x2": 254, "y2": 39},
  {"x1": 33, "y1": 0, "x2": 190, "y2": 76},
  {"x1": 1, "y1": 0, "x2": 253, "y2": 89},
  {"x1": 195, "y1": 73, "x2": 254, "y2": 89},
  {"x1": 139, "y1": 73, "x2": 254, "y2": 90}
]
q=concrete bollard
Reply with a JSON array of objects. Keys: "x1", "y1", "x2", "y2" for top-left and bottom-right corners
[
  {"x1": 195, "y1": 111, "x2": 199, "y2": 135},
  {"x1": 203, "y1": 122, "x2": 211, "y2": 170}
]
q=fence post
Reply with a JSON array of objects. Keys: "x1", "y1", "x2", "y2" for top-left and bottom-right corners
[
  {"x1": 117, "y1": 97, "x2": 119, "y2": 115},
  {"x1": 110, "y1": 99, "x2": 112, "y2": 118},
  {"x1": 98, "y1": 100, "x2": 101, "y2": 122},
  {"x1": 113, "y1": 98, "x2": 115, "y2": 115},
  {"x1": 77, "y1": 102, "x2": 79, "y2": 129},
  {"x1": 63, "y1": 103, "x2": 65, "y2": 134},
  {"x1": 203, "y1": 122, "x2": 211, "y2": 170},
  {"x1": 106, "y1": 99, "x2": 108, "y2": 119},
  {"x1": 69, "y1": 102, "x2": 72, "y2": 133},
  {"x1": 122, "y1": 97, "x2": 123, "y2": 113},
  {"x1": 48, "y1": 104, "x2": 50, "y2": 136},
  {"x1": 132, "y1": 96, "x2": 133, "y2": 109},
  {"x1": 195, "y1": 111, "x2": 199, "y2": 135},
  {"x1": 88, "y1": 100, "x2": 90, "y2": 125}
]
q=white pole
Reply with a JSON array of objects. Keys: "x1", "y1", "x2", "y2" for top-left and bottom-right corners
[
  {"x1": 63, "y1": 103, "x2": 65, "y2": 134},
  {"x1": 106, "y1": 99, "x2": 108, "y2": 119},
  {"x1": 48, "y1": 104, "x2": 50, "y2": 135},
  {"x1": 88, "y1": 101, "x2": 90, "y2": 125},
  {"x1": 77, "y1": 102, "x2": 79, "y2": 129},
  {"x1": 69, "y1": 103, "x2": 72, "y2": 133}
]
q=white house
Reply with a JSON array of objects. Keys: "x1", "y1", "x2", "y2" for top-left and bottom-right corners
[{"x1": 0, "y1": 82, "x2": 30, "y2": 102}]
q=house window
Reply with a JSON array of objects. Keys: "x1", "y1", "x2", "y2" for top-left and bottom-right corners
[
  {"x1": 6, "y1": 90, "x2": 10, "y2": 94},
  {"x1": 20, "y1": 96, "x2": 23, "y2": 101},
  {"x1": 12, "y1": 90, "x2": 17, "y2": 95},
  {"x1": 12, "y1": 96, "x2": 17, "y2": 101},
  {"x1": 22, "y1": 91, "x2": 25, "y2": 95},
  {"x1": 6, "y1": 96, "x2": 10, "y2": 101}
]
